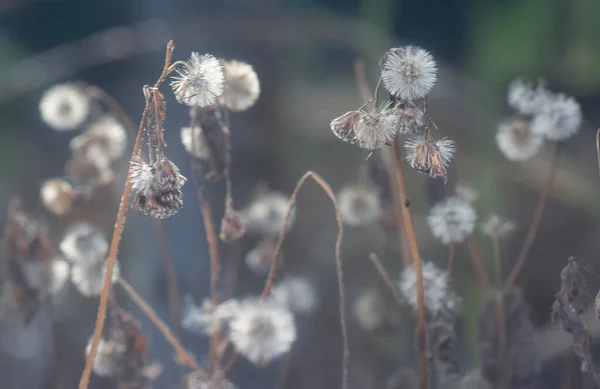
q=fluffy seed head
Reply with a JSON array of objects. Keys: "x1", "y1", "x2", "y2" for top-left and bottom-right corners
[
  {"x1": 397, "y1": 105, "x2": 425, "y2": 134},
  {"x1": 330, "y1": 111, "x2": 359, "y2": 143},
  {"x1": 220, "y1": 60, "x2": 260, "y2": 111},
  {"x1": 428, "y1": 196, "x2": 477, "y2": 244},
  {"x1": 272, "y1": 276, "x2": 319, "y2": 315},
  {"x1": 337, "y1": 185, "x2": 381, "y2": 227},
  {"x1": 496, "y1": 119, "x2": 543, "y2": 161},
  {"x1": 50, "y1": 259, "x2": 70, "y2": 294},
  {"x1": 71, "y1": 258, "x2": 120, "y2": 297},
  {"x1": 480, "y1": 214, "x2": 515, "y2": 238},
  {"x1": 399, "y1": 261, "x2": 460, "y2": 315},
  {"x1": 243, "y1": 192, "x2": 295, "y2": 236},
  {"x1": 70, "y1": 115, "x2": 127, "y2": 167},
  {"x1": 39, "y1": 83, "x2": 90, "y2": 131},
  {"x1": 60, "y1": 222, "x2": 108, "y2": 262},
  {"x1": 354, "y1": 106, "x2": 400, "y2": 150},
  {"x1": 507, "y1": 79, "x2": 551, "y2": 115},
  {"x1": 85, "y1": 337, "x2": 125, "y2": 377},
  {"x1": 404, "y1": 135, "x2": 455, "y2": 180},
  {"x1": 353, "y1": 288, "x2": 386, "y2": 331},
  {"x1": 229, "y1": 298, "x2": 297, "y2": 365},
  {"x1": 181, "y1": 126, "x2": 211, "y2": 159},
  {"x1": 171, "y1": 53, "x2": 224, "y2": 107},
  {"x1": 40, "y1": 178, "x2": 77, "y2": 216},
  {"x1": 188, "y1": 373, "x2": 237, "y2": 389},
  {"x1": 245, "y1": 237, "x2": 279, "y2": 274},
  {"x1": 380, "y1": 46, "x2": 437, "y2": 101},
  {"x1": 182, "y1": 296, "x2": 240, "y2": 336},
  {"x1": 530, "y1": 93, "x2": 582, "y2": 141}
]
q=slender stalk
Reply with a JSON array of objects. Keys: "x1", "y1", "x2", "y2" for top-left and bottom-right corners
[
  {"x1": 467, "y1": 235, "x2": 491, "y2": 288},
  {"x1": 392, "y1": 138, "x2": 427, "y2": 389},
  {"x1": 368, "y1": 252, "x2": 409, "y2": 308},
  {"x1": 596, "y1": 128, "x2": 600, "y2": 178},
  {"x1": 491, "y1": 228, "x2": 503, "y2": 285},
  {"x1": 447, "y1": 242, "x2": 455, "y2": 275},
  {"x1": 505, "y1": 143, "x2": 561, "y2": 288},
  {"x1": 117, "y1": 278, "x2": 208, "y2": 379},
  {"x1": 78, "y1": 41, "x2": 175, "y2": 389}
]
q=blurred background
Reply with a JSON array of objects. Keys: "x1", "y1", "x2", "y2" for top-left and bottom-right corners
[{"x1": 1, "y1": 0, "x2": 600, "y2": 388}]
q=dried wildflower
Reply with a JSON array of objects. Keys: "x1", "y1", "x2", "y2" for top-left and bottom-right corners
[
  {"x1": 85, "y1": 337, "x2": 126, "y2": 377},
  {"x1": 330, "y1": 111, "x2": 359, "y2": 143},
  {"x1": 531, "y1": 93, "x2": 582, "y2": 141},
  {"x1": 188, "y1": 372, "x2": 238, "y2": 389},
  {"x1": 495, "y1": 119, "x2": 543, "y2": 161},
  {"x1": 70, "y1": 114, "x2": 127, "y2": 167},
  {"x1": 480, "y1": 214, "x2": 515, "y2": 238},
  {"x1": 396, "y1": 105, "x2": 425, "y2": 135},
  {"x1": 181, "y1": 126, "x2": 211, "y2": 159},
  {"x1": 337, "y1": 185, "x2": 381, "y2": 227},
  {"x1": 404, "y1": 135, "x2": 455, "y2": 180},
  {"x1": 229, "y1": 298, "x2": 297, "y2": 365},
  {"x1": 353, "y1": 106, "x2": 400, "y2": 150},
  {"x1": 380, "y1": 46, "x2": 437, "y2": 101},
  {"x1": 220, "y1": 60, "x2": 260, "y2": 111},
  {"x1": 243, "y1": 191, "x2": 295, "y2": 237},
  {"x1": 60, "y1": 222, "x2": 108, "y2": 261},
  {"x1": 245, "y1": 237, "x2": 279, "y2": 274},
  {"x1": 171, "y1": 53, "x2": 224, "y2": 107},
  {"x1": 478, "y1": 288, "x2": 541, "y2": 388},
  {"x1": 39, "y1": 83, "x2": 89, "y2": 130},
  {"x1": 40, "y1": 178, "x2": 79, "y2": 216},
  {"x1": 428, "y1": 196, "x2": 477, "y2": 244},
  {"x1": 272, "y1": 276, "x2": 319, "y2": 315},
  {"x1": 182, "y1": 296, "x2": 240, "y2": 336},
  {"x1": 130, "y1": 156, "x2": 187, "y2": 219},
  {"x1": 219, "y1": 209, "x2": 246, "y2": 243},
  {"x1": 399, "y1": 261, "x2": 460, "y2": 315},
  {"x1": 353, "y1": 288, "x2": 386, "y2": 331}
]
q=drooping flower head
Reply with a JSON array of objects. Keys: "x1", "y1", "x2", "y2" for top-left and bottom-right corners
[
  {"x1": 39, "y1": 83, "x2": 90, "y2": 131},
  {"x1": 380, "y1": 46, "x2": 437, "y2": 101},
  {"x1": 496, "y1": 119, "x2": 543, "y2": 161},
  {"x1": 337, "y1": 185, "x2": 381, "y2": 227},
  {"x1": 220, "y1": 60, "x2": 260, "y2": 111},
  {"x1": 330, "y1": 111, "x2": 360, "y2": 143},
  {"x1": 404, "y1": 135, "x2": 455, "y2": 180},
  {"x1": 427, "y1": 195, "x2": 477, "y2": 244},
  {"x1": 171, "y1": 53, "x2": 224, "y2": 107},
  {"x1": 399, "y1": 261, "x2": 460, "y2": 315}
]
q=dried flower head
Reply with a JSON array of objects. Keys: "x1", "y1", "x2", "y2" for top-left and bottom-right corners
[
  {"x1": 70, "y1": 114, "x2": 127, "y2": 167},
  {"x1": 171, "y1": 53, "x2": 224, "y2": 107},
  {"x1": 404, "y1": 135, "x2": 455, "y2": 180},
  {"x1": 243, "y1": 191, "x2": 295, "y2": 237},
  {"x1": 337, "y1": 185, "x2": 381, "y2": 227},
  {"x1": 130, "y1": 156, "x2": 187, "y2": 219},
  {"x1": 353, "y1": 106, "x2": 400, "y2": 150},
  {"x1": 399, "y1": 261, "x2": 460, "y2": 315},
  {"x1": 219, "y1": 209, "x2": 246, "y2": 242},
  {"x1": 428, "y1": 196, "x2": 477, "y2": 244},
  {"x1": 39, "y1": 83, "x2": 89, "y2": 131},
  {"x1": 40, "y1": 178, "x2": 78, "y2": 216},
  {"x1": 353, "y1": 288, "x2": 386, "y2": 331},
  {"x1": 220, "y1": 60, "x2": 260, "y2": 111},
  {"x1": 181, "y1": 126, "x2": 211, "y2": 159},
  {"x1": 396, "y1": 105, "x2": 425, "y2": 135},
  {"x1": 480, "y1": 214, "x2": 515, "y2": 238},
  {"x1": 245, "y1": 237, "x2": 279, "y2": 274},
  {"x1": 330, "y1": 111, "x2": 359, "y2": 143},
  {"x1": 59, "y1": 222, "x2": 108, "y2": 261},
  {"x1": 182, "y1": 296, "x2": 240, "y2": 336},
  {"x1": 507, "y1": 79, "x2": 552, "y2": 116},
  {"x1": 531, "y1": 93, "x2": 582, "y2": 141},
  {"x1": 85, "y1": 337, "x2": 126, "y2": 377},
  {"x1": 229, "y1": 298, "x2": 297, "y2": 365},
  {"x1": 380, "y1": 46, "x2": 437, "y2": 101},
  {"x1": 496, "y1": 119, "x2": 543, "y2": 161},
  {"x1": 272, "y1": 276, "x2": 319, "y2": 315}
]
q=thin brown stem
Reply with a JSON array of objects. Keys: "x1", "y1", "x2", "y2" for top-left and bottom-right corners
[
  {"x1": 467, "y1": 235, "x2": 491, "y2": 288},
  {"x1": 78, "y1": 41, "x2": 175, "y2": 389},
  {"x1": 596, "y1": 128, "x2": 600, "y2": 179},
  {"x1": 494, "y1": 292, "x2": 507, "y2": 389},
  {"x1": 447, "y1": 242, "x2": 456, "y2": 276},
  {"x1": 368, "y1": 253, "x2": 409, "y2": 308},
  {"x1": 223, "y1": 241, "x2": 241, "y2": 300},
  {"x1": 392, "y1": 138, "x2": 427, "y2": 389},
  {"x1": 491, "y1": 228, "x2": 503, "y2": 285},
  {"x1": 117, "y1": 278, "x2": 208, "y2": 379},
  {"x1": 353, "y1": 58, "x2": 372, "y2": 104},
  {"x1": 154, "y1": 41, "x2": 175, "y2": 89},
  {"x1": 505, "y1": 143, "x2": 561, "y2": 288}
]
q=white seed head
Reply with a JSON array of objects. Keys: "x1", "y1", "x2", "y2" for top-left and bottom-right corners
[
  {"x1": 71, "y1": 258, "x2": 120, "y2": 297},
  {"x1": 496, "y1": 119, "x2": 543, "y2": 161},
  {"x1": 353, "y1": 288, "x2": 386, "y2": 331},
  {"x1": 480, "y1": 214, "x2": 515, "y2": 238},
  {"x1": 40, "y1": 178, "x2": 77, "y2": 216},
  {"x1": 39, "y1": 83, "x2": 89, "y2": 131},
  {"x1": 271, "y1": 276, "x2": 319, "y2": 315},
  {"x1": 171, "y1": 53, "x2": 224, "y2": 107},
  {"x1": 85, "y1": 337, "x2": 125, "y2": 377},
  {"x1": 354, "y1": 106, "x2": 400, "y2": 150},
  {"x1": 455, "y1": 184, "x2": 479, "y2": 203},
  {"x1": 70, "y1": 115, "x2": 127, "y2": 167},
  {"x1": 243, "y1": 192, "x2": 295, "y2": 237},
  {"x1": 60, "y1": 222, "x2": 108, "y2": 262},
  {"x1": 530, "y1": 93, "x2": 582, "y2": 141},
  {"x1": 337, "y1": 185, "x2": 381, "y2": 227},
  {"x1": 245, "y1": 237, "x2": 278, "y2": 274},
  {"x1": 229, "y1": 298, "x2": 297, "y2": 365},
  {"x1": 182, "y1": 295, "x2": 240, "y2": 336},
  {"x1": 188, "y1": 373, "x2": 237, "y2": 389},
  {"x1": 181, "y1": 126, "x2": 211, "y2": 159},
  {"x1": 220, "y1": 60, "x2": 260, "y2": 111},
  {"x1": 399, "y1": 261, "x2": 460, "y2": 315},
  {"x1": 427, "y1": 196, "x2": 477, "y2": 244},
  {"x1": 50, "y1": 259, "x2": 70, "y2": 294},
  {"x1": 507, "y1": 79, "x2": 551, "y2": 115},
  {"x1": 404, "y1": 135, "x2": 455, "y2": 179},
  {"x1": 380, "y1": 46, "x2": 437, "y2": 101}
]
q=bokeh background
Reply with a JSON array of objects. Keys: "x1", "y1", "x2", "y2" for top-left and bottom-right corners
[{"x1": 1, "y1": 0, "x2": 600, "y2": 388}]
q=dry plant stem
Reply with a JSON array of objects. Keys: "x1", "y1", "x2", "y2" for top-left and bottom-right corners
[
  {"x1": 354, "y1": 59, "x2": 372, "y2": 104},
  {"x1": 505, "y1": 143, "x2": 561, "y2": 288},
  {"x1": 224, "y1": 241, "x2": 241, "y2": 299},
  {"x1": 560, "y1": 350, "x2": 573, "y2": 389},
  {"x1": 117, "y1": 278, "x2": 208, "y2": 379},
  {"x1": 596, "y1": 128, "x2": 600, "y2": 179},
  {"x1": 491, "y1": 229, "x2": 503, "y2": 285},
  {"x1": 447, "y1": 242, "x2": 455, "y2": 275},
  {"x1": 78, "y1": 41, "x2": 175, "y2": 389},
  {"x1": 581, "y1": 318, "x2": 600, "y2": 388},
  {"x1": 392, "y1": 137, "x2": 427, "y2": 389},
  {"x1": 369, "y1": 252, "x2": 409, "y2": 308},
  {"x1": 467, "y1": 235, "x2": 491, "y2": 288}
]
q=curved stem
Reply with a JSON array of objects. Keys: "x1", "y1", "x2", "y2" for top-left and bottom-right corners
[
  {"x1": 392, "y1": 138, "x2": 427, "y2": 389},
  {"x1": 505, "y1": 143, "x2": 561, "y2": 288}
]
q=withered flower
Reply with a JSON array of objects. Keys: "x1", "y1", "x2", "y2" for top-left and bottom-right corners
[
  {"x1": 404, "y1": 135, "x2": 455, "y2": 180},
  {"x1": 219, "y1": 209, "x2": 246, "y2": 243},
  {"x1": 330, "y1": 111, "x2": 359, "y2": 143}
]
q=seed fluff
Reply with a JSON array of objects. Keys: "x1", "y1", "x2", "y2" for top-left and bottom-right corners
[
  {"x1": 220, "y1": 60, "x2": 260, "y2": 111},
  {"x1": 171, "y1": 53, "x2": 224, "y2": 107},
  {"x1": 404, "y1": 135, "x2": 455, "y2": 180},
  {"x1": 530, "y1": 93, "x2": 582, "y2": 141},
  {"x1": 39, "y1": 83, "x2": 90, "y2": 131},
  {"x1": 427, "y1": 195, "x2": 477, "y2": 244},
  {"x1": 380, "y1": 46, "x2": 437, "y2": 101},
  {"x1": 337, "y1": 185, "x2": 381, "y2": 227},
  {"x1": 353, "y1": 105, "x2": 400, "y2": 150},
  {"x1": 496, "y1": 119, "x2": 543, "y2": 161},
  {"x1": 399, "y1": 261, "x2": 460, "y2": 315}
]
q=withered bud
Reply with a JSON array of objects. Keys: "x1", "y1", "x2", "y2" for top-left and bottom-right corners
[
  {"x1": 330, "y1": 111, "x2": 359, "y2": 143},
  {"x1": 397, "y1": 105, "x2": 425, "y2": 135},
  {"x1": 219, "y1": 209, "x2": 246, "y2": 243},
  {"x1": 404, "y1": 136, "x2": 455, "y2": 181}
]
